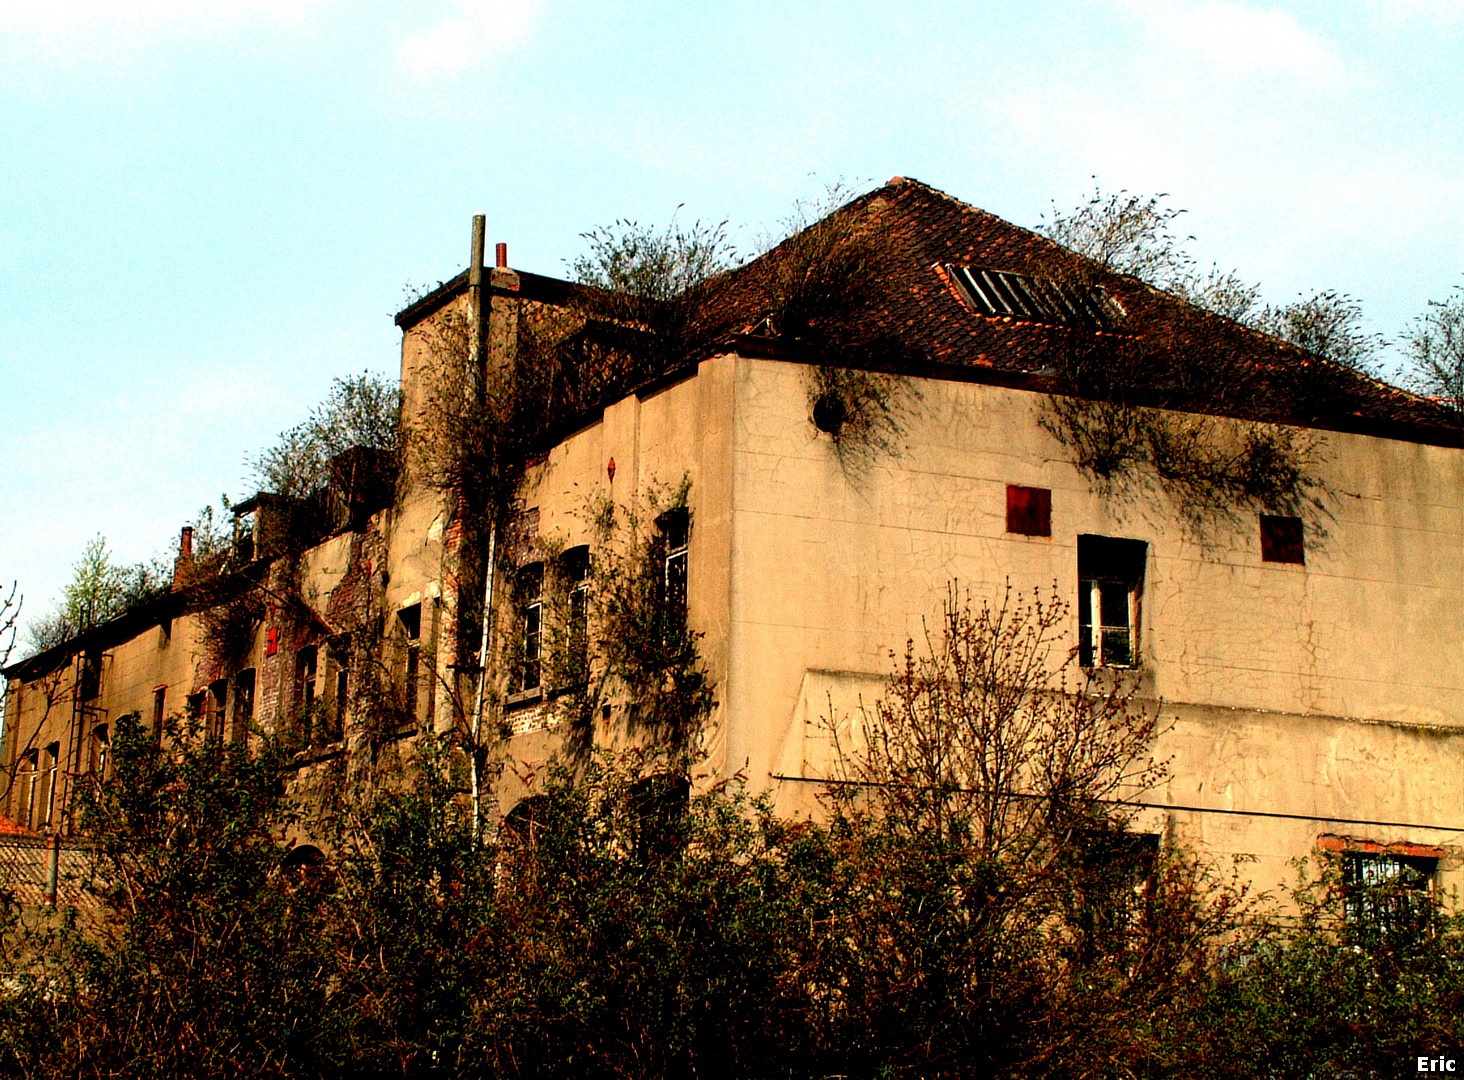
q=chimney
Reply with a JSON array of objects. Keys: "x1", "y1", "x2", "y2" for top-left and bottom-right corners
[
  {"x1": 495, "y1": 242, "x2": 508, "y2": 269},
  {"x1": 173, "y1": 525, "x2": 195, "y2": 587},
  {"x1": 469, "y1": 214, "x2": 486, "y2": 288}
]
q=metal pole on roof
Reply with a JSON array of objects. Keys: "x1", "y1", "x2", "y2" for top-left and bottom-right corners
[
  {"x1": 465, "y1": 212, "x2": 495, "y2": 839},
  {"x1": 469, "y1": 523, "x2": 496, "y2": 840},
  {"x1": 469, "y1": 214, "x2": 487, "y2": 386}
]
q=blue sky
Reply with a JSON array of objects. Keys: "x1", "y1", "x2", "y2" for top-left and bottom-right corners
[{"x1": 2, "y1": 0, "x2": 1461, "y2": 633}]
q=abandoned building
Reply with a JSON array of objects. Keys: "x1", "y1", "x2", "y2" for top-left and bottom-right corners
[{"x1": 3, "y1": 177, "x2": 1461, "y2": 908}]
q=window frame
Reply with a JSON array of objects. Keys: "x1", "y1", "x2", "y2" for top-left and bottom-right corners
[
  {"x1": 561, "y1": 545, "x2": 591, "y2": 687},
  {"x1": 513, "y1": 562, "x2": 545, "y2": 695},
  {"x1": 42, "y1": 742, "x2": 60, "y2": 829},
  {"x1": 656, "y1": 508, "x2": 690, "y2": 630},
  {"x1": 1077, "y1": 535, "x2": 1147, "y2": 669},
  {"x1": 21, "y1": 749, "x2": 40, "y2": 830},
  {"x1": 295, "y1": 645, "x2": 319, "y2": 744},
  {"x1": 233, "y1": 668, "x2": 256, "y2": 744}
]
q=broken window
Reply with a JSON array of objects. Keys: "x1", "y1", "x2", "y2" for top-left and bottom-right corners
[
  {"x1": 1260, "y1": 514, "x2": 1305, "y2": 565},
  {"x1": 43, "y1": 742, "x2": 60, "y2": 829},
  {"x1": 1343, "y1": 851, "x2": 1437, "y2": 936},
  {"x1": 79, "y1": 651, "x2": 102, "y2": 702},
  {"x1": 20, "y1": 750, "x2": 39, "y2": 830},
  {"x1": 233, "y1": 669, "x2": 255, "y2": 744},
  {"x1": 515, "y1": 563, "x2": 544, "y2": 694},
  {"x1": 323, "y1": 638, "x2": 350, "y2": 742},
  {"x1": 152, "y1": 685, "x2": 167, "y2": 744},
  {"x1": 562, "y1": 545, "x2": 591, "y2": 685},
  {"x1": 207, "y1": 678, "x2": 228, "y2": 741},
  {"x1": 1006, "y1": 484, "x2": 1052, "y2": 537},
  {"x1": 1076, "y1": 830, "x2": 1160, "y2": 957},
  {"x1": 656, "y1": 508, "x2": 690, "y2": 627},
  {"x1": 397, "y1": 604, "x2": 421, "y2": 723},
  {"x1": 295, "y1": 645, "x2": 318, "y2": 744},
  {"x1": 89, "y1": 723, "x2": 110, "y2": 780},
  {"x1": 1078, "y1": 535, "x2": 1147, "y2": 668}
]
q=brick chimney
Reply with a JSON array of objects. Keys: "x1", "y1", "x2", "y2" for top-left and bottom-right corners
[{"x1": 173, "y1": 525, "x2": 194, "y2": 587}]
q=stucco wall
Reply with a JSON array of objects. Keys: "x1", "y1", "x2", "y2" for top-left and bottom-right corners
[{"x1": 725, "y1": 356, "x2": 1463, "y2": 893}]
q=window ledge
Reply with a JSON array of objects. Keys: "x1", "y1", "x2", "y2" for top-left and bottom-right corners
[
  {"x1": 286, "y1": 741, "x2": 347, "y2": 768},
  {"x1": 505, "y1": 688, "x2": 544, "y2": 710}
]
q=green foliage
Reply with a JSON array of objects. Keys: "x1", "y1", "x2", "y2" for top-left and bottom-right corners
[
  {"x1": 1254, "y1": 289, "x2": 1383, "y2": 378},
  {"x1": 253, "y1": 372, "x2": 401, "y2": 499},
  {"x1": 26, "y1": 535, "x2": 146, "y2": 654},
  {"x1": 510, "y1": 481, "x2": 714, "y2": 759},
  {"x1": 0, "y1": 713, "x2": 343, "y2": 1078},
  {"x1": 1166, "y1": 860, "x2": 1464, "y2": 1079},
  {"x1": 570, "y1": 216, "x2": 737, "y2": 371},
  {"x1": 25, "y1": 499, "x2": 237, "y2": 656},
  {"x1": 761, "y1": 185, "x2": 916, "y2": 470},
  {"x1": 327, "y1": 737, "x2": 500, "y2": 1073},
  {"x1": 1041, "y1": 184, "x2": 1199, "y2": 290},
  {"x1": 4, "y1": 703, "x2": 1462, "y2": 1078},
  {"x1": 1034, "y1": 186, "x2": 1367, "y2": 534},
  {"x1": 1407, "y1": 284, "x2": 1464, "y2": 418}
]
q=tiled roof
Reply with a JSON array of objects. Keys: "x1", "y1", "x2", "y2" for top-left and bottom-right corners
[{"x1": 697, "y1": 177, "x2": 1456, "y2": 438}]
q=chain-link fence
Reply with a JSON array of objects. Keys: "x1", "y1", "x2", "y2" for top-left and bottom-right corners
[{"x1": 0, "y1": 835, "x2": 101, "y2": 915}]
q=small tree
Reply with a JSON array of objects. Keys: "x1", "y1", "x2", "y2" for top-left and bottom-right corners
[
  {"x1": 1035, "y1": 186, "x2": 1348, "y2": 534},
  {"x1": 817, "y1": 584, "x2": 1253, "y2": 1078},
  {"x1": 0, "y1": 581, "x2": 19, "y2": 670},
  {"x1": 26, "y1": 536, "x2": 129, "y2": 653},
  {"x1": 4, "y1": 714, "x2": 344, "y2": 1078},
  {"x1": 1406, "y1": 285, "x2": 1464, "y2": 418},
  {"x1": 569, "y1": 215, "x2": 737, "y2": 377},
  {"x1": 253, "y1": 372, "x2": 401, "y2": 499},
  {"x1": 836, "y1": 583, "x2": 1162, "y2": 855}
]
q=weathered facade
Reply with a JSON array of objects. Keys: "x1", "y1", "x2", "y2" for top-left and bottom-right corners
[{"x1": 4, "y1": 178, "x2": 1461, "y2": 907}]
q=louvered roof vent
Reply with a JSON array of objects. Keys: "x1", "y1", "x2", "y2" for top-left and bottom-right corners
[{"x1": 947, "y1": 265, "x2": 1121, "y2": 330}]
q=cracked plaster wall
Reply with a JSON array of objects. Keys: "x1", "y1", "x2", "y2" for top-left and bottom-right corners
[{"x1": 726, "y1": 357, "x2": 1463, "y2": 892}]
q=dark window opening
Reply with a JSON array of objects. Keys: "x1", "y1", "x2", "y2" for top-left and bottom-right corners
[
  {"x1": 398, "y1": 603, "x2": 421, "y2": 642},
  {"x1": 1006, "y1": 484, "x2": 1052, "y2": 537},
  {"x1": 207, "y1": 678, "x2": 228, "y2": 741},
  {"x1": 233, "y1": 669, "x2": 255, "y2": 744},
  {"x1": 295, "y1": 646, "x2": 318, "y2": 744},
  {"x1": 562, "y1": 546, "x2": 591, "y2": 684},
  {"x1": 503, "y1": 794, "x2": 551, "y2": 848},
  {"x1": 1078, "y1": 535, "x2": 1147, "y2": 668},
  {"x1": 631, "y1": 774, "x2": 690, "y2": 863},
  {"x1": 656, "y1": 508, "x2": 690, "y2": 628},
  {"x1": 327, "y1": 650, "x2": 349, "y2": 743},
  {"x1": 152, "y1": 686, "x2": 167, "y2": 745},
  {"x1": 1343, "y1": 852, "x2": 1437, "y2": 936},
  {"x1": 1260, "y1": 514, "x2": 1305, "y2": 565},
  {"x1": 89, "y1": 724, "x2": 110, "y2": 780},
  {"x1": 397, "y1": 605, "x2": 422, "y2": 722},
  {"x1": 79, "y1": 652, "x2": 102, "y2": 701},
  {"x1": 515, "y1": 563, "x2": 544, "y2": 694},
  {"x1": 43, "y1": 743, "x2": 60, "y2": 829},
  {"x1": 21, "y1": 750, "x2": 40, "y2": 830},
  {"x1": 1077, "y1": 831, "x2": 1160, "y2": 956}
]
